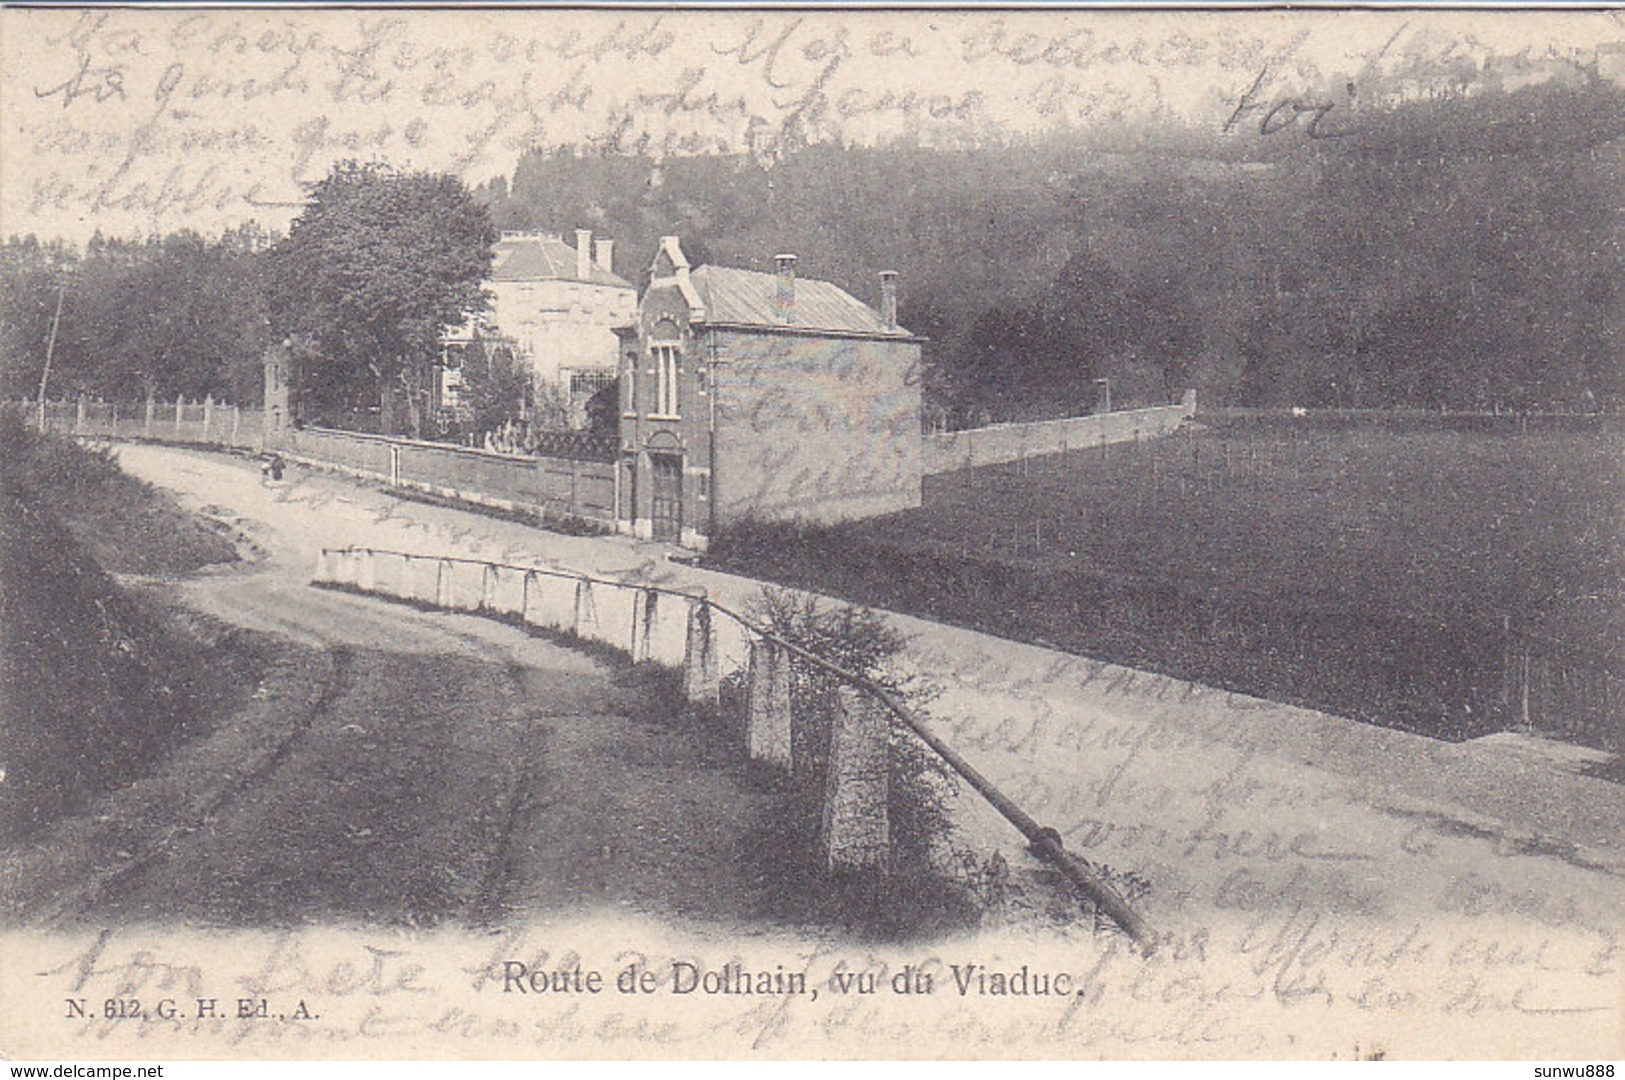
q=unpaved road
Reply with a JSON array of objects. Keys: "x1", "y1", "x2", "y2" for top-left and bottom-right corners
[{"x1": 3, "y1": 449, "x2": 812, "y2": 934}]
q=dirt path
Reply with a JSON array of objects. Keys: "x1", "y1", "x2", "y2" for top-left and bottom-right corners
[{"x1": 4, "y1": 455, "x2": 816, "y2": 935}]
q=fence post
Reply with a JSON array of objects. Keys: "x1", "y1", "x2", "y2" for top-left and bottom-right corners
[
  {"x1": 480, "y1": 564, "x2": 496, "y2": 611},
  {"x1": 358, "y1": 549, "x2": 376, "y2": 592},
  {"x1": 745, "y1": 637, "x2": 792, "y2": 768},
  {"x1": 144, "y1": 396, "x2": 155, "y2": 437},
  {"x1": 313, "y1": 548, "x2": 329, "y2": 582},
  {"x1": 682, "y1": 600, "x2": 719, "y2": 705},
  {"x1": 203, "y1": 395, "x2": 214, "y2": 439},
  {"x1": 174, "y1": 394, "x2": 184, "y2": 433},
  {"x1": 231, "y1": 404, "x2": 241, "y2": 445},
  {"x1": 822, "y1": 686, "x2": 890, "y2": 874},
  {"x1": 521, "y1": 571, "x2": 536, "y2": 624},
  {"x1": 75, "y1": 394, "x2": 86, "y2": 433}
]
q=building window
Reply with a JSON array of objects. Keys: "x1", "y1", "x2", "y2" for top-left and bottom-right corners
[
  {"x1": 568, "y1": 370, "x2": 617, "y2": 398},
  {"x1": 652, "y1": 343, "x2": 680, "y2": 418}
]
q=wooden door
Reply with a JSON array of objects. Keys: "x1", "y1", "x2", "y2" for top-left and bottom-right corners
[{"x1": 650, "y1": 454, "x2": 682, "y2": 541}]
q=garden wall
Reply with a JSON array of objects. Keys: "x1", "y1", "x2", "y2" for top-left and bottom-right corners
[
  {"x1": 270, "y1": 426, "x2": 617, "y2": 526},
  {"x1": 922, "y1": 395, "x2": 1195, "y2": 476}
]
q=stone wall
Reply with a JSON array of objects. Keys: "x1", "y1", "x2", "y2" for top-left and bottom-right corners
[
  {"x1": 921, "y1": 395, "x2": 1195, "y2": 476},
  {"x1": 270, "y1": 426, "x2": 617, "y2": 526}
]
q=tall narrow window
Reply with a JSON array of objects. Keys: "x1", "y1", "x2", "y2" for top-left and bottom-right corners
[{"x1": 652, "y1": 343, "x2": 680, "y2": 418}]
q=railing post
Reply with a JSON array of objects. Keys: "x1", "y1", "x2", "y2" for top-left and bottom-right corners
[
  {"x1": 480, "y1": 564, "x2": 496, "y2": 611},
  {"x1": 436, "y1": 559, "x2": 453, "y2": 608},
  {"x1": 822, "y1": 685, "x2": 891, "y2": 875},
  {"x1": 745, "y1": 637, "x2": 791, "y2": 768},
  {"x1": 682, "y1": 600, "x2": 719, "y2": 705},
  {"x1": 632, "y1": 588, "x2": 657, "y2": 662},
  {"x1": 572, "y1": 579, "x2": 595, "y2": 635}
]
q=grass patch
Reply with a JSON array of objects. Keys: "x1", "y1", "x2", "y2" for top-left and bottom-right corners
[{"x1": 708, "y1": 415, "x2": 1622, "y2": 749}]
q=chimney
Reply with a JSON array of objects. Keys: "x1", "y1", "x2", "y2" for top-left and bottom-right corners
[
  {"x1": 595, "y1": 237, "x2": 614, "y2": 274},
  {"x1": 575, "y1": 229, "x2": 592, "y2": 280},
  {"x1": 774, "y1": 253, "x2": 797, "y2": 325},
  {"x1": 879, "y1": 270, "x2": 899, "y2": 331}
]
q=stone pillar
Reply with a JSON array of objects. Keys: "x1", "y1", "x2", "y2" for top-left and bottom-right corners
[
  {"x1": 682, "y1": 601, "x2": 719, "y2": 705},
  {"x1": 436, "y1": 560, "x2": 454, "y2": 608},
  {"x1": 573, "y1": 579, "x2": 596, "y2": 635},
  {"x1": 203, "y1": 395, "x2": 214, "y2": 439},
  {"x1": 822, "y1": 686, "x2": 891, "y2": 874},
  {"x1": 231, "y1": 405, "x2": 242, "y2": 445},
  {"x1": 745, "y1": 638, "x2": 791, "y2": 768},
  {"x1": 174, "y1": 394, "x2": 185, "y2": 432},
  {"x1": 632, "y1": 588, "x2": 657, "y2": 663},
  {"x1": 144, "y1": 396, "x2": 155, "y2": 437}
]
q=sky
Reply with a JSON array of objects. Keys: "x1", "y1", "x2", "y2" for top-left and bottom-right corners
[{"x1": 2, "y1": 6, "x2": 1620, "y2": 245}]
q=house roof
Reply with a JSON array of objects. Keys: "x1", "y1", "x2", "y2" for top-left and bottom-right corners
[
  {"x1": 689, "y1": 264, "x2": 908, "y2": 337},
  {"x1": 491, "y1": 233, "x2": 632, "y2": 289}
]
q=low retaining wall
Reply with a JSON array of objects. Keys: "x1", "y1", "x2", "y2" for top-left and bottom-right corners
[
  {"x1": 922, "y1": 395, "x2": 1195, "y2": 476},
  {"x1": 311, "y1": 548, "x2": 887, "y2": 876},
  {"x1": 307, "y1": 545, "x2": 1157, "y2": 946}
]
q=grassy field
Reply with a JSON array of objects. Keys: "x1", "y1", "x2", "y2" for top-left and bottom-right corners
[{"x1": 710, "y1": 413, "x2": 1622, "y2": 747}]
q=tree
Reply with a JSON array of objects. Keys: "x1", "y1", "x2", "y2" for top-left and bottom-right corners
[
  {"x1": 458, "y1": 340, "x2": 534, "y2": 441},
  {"x1": 270, "y1": 161, "x2": 496, "y2": 436}
]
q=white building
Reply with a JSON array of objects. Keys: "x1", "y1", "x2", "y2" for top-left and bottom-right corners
[{"x1": 444, "y1": 229, "x2": 638, "y2": 423}]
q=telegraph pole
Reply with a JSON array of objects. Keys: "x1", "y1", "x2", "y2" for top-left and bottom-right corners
[{"x1": 36, "y1": 281, "x2": 66, "y2": 433}]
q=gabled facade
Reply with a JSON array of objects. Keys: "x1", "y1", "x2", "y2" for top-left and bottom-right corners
[{"x1": 616, "y1": 237, "x2": 924, "y2": 548}]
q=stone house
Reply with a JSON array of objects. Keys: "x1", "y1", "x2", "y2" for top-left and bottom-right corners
[
  {"x1": 615, "y1": 237, "x2": 923, "y2": 547},
  {"x1": 442, "y1": 229, "x2": 637, "y2": 424}
]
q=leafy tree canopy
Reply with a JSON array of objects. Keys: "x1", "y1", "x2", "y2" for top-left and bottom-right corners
[{"x1": 270, "y1": 161, "x2": 496, "y2": 432}]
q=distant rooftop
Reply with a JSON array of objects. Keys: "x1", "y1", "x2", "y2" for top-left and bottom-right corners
[
  {"x1": 492, "y1": 231, "x2": 632, "y2": 289},
  {"x1": 689, "y1": 264, "x2": 908, "y2": 337}
]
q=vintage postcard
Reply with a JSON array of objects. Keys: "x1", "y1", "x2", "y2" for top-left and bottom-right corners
[{"x1": 0, "y1": 3, "x2": 1620, "y2": 1065}]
